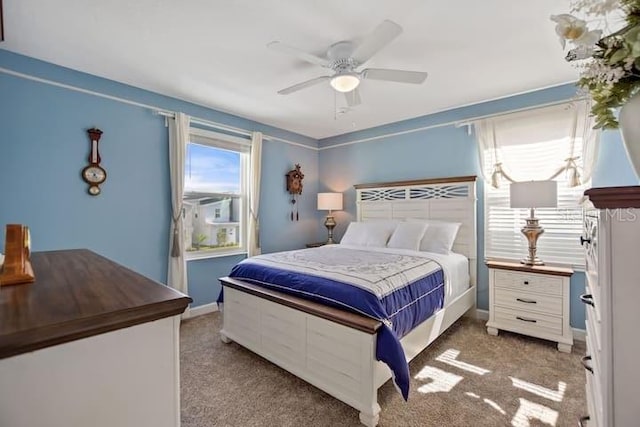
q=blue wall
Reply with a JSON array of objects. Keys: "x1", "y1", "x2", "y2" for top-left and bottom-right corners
[
  {"x1": 592, "y1": 130, "x2": 639, "y2": 187},
  {"x1": 3, "y1": 49, "x2": 638, "y2": 322},
  {"x1": 319, "y1": 83, "x2": 639, "y2": 329},
  {"x1": 0, "y1": 49, "x2": 320, "y2": 307}
]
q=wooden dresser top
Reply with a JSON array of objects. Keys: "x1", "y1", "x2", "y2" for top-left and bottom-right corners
[
  {"x1": 0, "y1": 249, "x2": 191, "y2": 359},
  {"x1": 585, "y1": 185, "x2": 640, "y2": 209}
]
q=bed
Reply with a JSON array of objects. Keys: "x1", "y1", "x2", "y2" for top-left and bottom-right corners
[{"x1": 219, "y1": 176, "x2": 477, "y2": 426}]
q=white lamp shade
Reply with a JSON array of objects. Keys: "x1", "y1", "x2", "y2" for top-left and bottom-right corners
[
  {"x1": 510, "y1": 180, "x2": 558, "y2": 208},
  {"x1": 317, "y1": 193, "x2": 343, "y2": 211}
]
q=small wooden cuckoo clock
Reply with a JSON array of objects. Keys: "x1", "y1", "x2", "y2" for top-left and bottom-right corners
[{"x1": 285, "y1": 164, "x2": 304, "y2": 221}]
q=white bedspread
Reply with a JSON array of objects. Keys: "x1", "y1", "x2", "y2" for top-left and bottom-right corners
[
  {"x1": 333, "y1": 244, "x2": 470, "y2": 305},
  {"x1": 242, "y1": 245, "x2": 442, "y2": 298}
]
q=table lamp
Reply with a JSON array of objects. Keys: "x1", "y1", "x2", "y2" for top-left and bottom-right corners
[
  {"x1": 510, "y1": 180, "x2": 557, "y2": 266},
  {"x1": 317, "y1": 193, "x2": 343, "y2": 244}
]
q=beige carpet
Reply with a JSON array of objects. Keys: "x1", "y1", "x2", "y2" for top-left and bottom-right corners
[{"x1": 180, "y1": 312, "x2": 585, "y2": 427}]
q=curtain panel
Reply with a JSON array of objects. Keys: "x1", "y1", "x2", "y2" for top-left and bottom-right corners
[
  {"x1": 168, "y1": 112, "x2": 190, "y2": 297},
  {"x1": 248, "y1": 132, "x2": 263, "y2": 257},
  {"x1": 474, "y1": 101, "x2": 600, "y2": 187}
]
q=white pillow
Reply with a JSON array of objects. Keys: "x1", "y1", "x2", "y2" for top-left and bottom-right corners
[
  {"x1": 362, "y1": 219, "x2": 400, "y2": 234},
  {"x1": 387, "y1": 222, "x2": 429, "y2": 251},
  {"x1": 406, "y1": 219, "x2": 462, "y2": 254},
  {"x1": 340, "y1": 221, "x2": 395, "y2": 247}
]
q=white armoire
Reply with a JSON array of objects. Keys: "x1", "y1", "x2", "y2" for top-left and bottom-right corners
[{"x1": 580, "y1": 186, "x2": 640, "y2": 427}]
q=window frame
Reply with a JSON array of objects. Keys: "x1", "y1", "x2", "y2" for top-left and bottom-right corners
[{"x1": 184, "y1": 128, "x2": 250, "y2": 261}]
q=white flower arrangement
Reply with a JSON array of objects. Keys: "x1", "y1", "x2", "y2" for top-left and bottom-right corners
[{"x1": 551, "y1": 0, "x2": 640, "y2": 128}]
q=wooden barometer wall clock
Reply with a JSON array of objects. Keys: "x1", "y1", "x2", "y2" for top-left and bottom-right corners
[{"x1": 81, "y1": 128, "x2": 106, "y2": 196}]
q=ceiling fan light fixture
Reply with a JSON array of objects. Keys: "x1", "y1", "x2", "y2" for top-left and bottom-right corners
[{"x1": 330, "y1": 73, "x2": 360, "y2": 93}]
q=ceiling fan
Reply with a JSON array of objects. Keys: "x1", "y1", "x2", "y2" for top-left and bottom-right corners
[{"x1": 267, "y1": 20, "x2": 428, "y2": 107}]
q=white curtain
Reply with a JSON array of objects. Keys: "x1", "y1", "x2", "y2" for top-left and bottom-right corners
[
  {"x1": 474, "y1": 100, "x2": 600, "y2": 187},
  {"x1": 248, "y1": 132, "x2": 262, "y2": 257},
  {"x1": 167, "y1": 112, "x2": 190, "y2": 295}
]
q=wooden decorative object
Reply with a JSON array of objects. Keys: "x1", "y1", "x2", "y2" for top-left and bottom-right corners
[
  {"x1": 285, "y1": 164, "x2": 304, "y2": 221},
  {"x1": 0, "y1": 224, "x2": 35, "y2": 286},
  {"x1": 285, "y1": 163, "x2": 304, "y2": 195},
  {"x1": 81, "y1": 128, "x2": 107, "y2": 196}
]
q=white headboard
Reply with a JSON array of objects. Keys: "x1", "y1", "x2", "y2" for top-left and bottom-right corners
[{"x1": 355, "y1": 176, "x2": 477, "y2": 286}]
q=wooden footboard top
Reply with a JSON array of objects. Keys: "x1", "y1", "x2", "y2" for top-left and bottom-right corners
[{"x1": 219, "y1": 277, "x2": 382, "y2": 334}]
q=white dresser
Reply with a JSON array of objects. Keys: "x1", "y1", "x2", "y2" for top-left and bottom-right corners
[
  {"x1": 486, "y1": 260, "x2": 574, "y2": 353},
  {"x1": 0, "y1": 250, "x2": 190, "y2": 427},
  {"x1": 580, "y1": 186, "x2": 640, "y2": 427}
]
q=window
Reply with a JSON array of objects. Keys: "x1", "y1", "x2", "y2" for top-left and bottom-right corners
[
  {"x1": 484, "y1": 144, "x2": 587, "y2": 268},
  {"x1": 183, "y1": 128, "x2": 249, "y2": 259},
  {"x1": 479, "y1": 103, "x2": 597, "y2": 269}
]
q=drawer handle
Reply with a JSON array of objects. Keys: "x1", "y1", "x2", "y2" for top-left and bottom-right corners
[
  {"x1": 580, "y1": 294, "x2": 595, "y2": 307},
  {"x1": 581, "y1": 355, "x2": 594, "y2": 374},
  {"x1": 523, "y1": 280, "x2": 529, "y2": 285},
  {"x1": 516, "y1": 298, "x2": 537, "y2": 304},
  {"x1": 580, "y1": 236, "x2": 592, "y2": 246},
  {"x1": 578, "y1": 415, "x2": 590, "y2": 427},
  {"x1": 516, "y1": 316, "x2": 537, "y2": 323}
]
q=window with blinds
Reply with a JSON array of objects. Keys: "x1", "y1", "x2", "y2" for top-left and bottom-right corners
[{"x1": 484, "y1": 138, "x2": 587, "y2": 268}]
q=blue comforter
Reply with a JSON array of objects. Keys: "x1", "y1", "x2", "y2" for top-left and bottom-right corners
[{"x1": 219, "y1": 245, "x2": 445, "y2": 400}]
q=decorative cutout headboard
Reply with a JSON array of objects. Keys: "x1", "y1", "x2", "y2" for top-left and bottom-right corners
[{"x1": 354, "y1": 176, "x2": 478, "y2": 286}]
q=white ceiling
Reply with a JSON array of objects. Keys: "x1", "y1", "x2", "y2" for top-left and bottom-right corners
[{"x1": 2, "y1": 0, "x2": 578, "y2": 139}]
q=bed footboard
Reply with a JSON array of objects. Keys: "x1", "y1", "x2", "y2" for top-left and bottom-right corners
[
  {"x1": 221, "y1": 283, "x2": 382, "y2": 426},
  {"x1": 219, "y1": 277, "x2": 476, "y2": 426}
]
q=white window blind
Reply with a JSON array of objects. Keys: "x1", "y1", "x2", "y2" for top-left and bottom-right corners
[
  {"x1": 485, "y1": 166, "x2": 586, "y2": 268},
  {"x1": 480, "y1": 104, "x2": 594, "y2": 269}
]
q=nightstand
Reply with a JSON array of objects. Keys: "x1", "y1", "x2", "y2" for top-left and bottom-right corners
[
  {"x1": 305, "y1": 242, "x2": 328, "y2": 248},
  {"x1": 485, "y1": 260, "x2": 574, "y2": 353}
]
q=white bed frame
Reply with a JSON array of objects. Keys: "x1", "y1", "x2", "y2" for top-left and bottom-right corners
[{"x1": 220, "y1": 176, "x2": 477, "y2": 426}]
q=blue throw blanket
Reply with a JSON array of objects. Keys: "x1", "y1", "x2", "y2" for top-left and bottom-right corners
[{"x1": 219, "y1": 245, "x2": 445, "y2": 400}]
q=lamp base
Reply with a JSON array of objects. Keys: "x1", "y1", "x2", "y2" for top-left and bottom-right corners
[
  {"x1": 324, "y1": 215, "x2": 336, "y2": 244},
  {"x1": 520, "y1": 213, "x2": 545, "y2": 266}
]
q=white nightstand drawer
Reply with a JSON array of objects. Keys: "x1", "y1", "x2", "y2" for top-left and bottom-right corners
[
  {"x1": 494, "y1": 270, "x2": 563, "y2": 296},
  {"x1": 494, "y1": 287, "x2": 562, "y2": 316},
  {"x1": 493, "y1": 306, "x2": 563, "y2": 337},
  {"x1": 486, "y1": 261, "x2": 573, "y2": 352}
]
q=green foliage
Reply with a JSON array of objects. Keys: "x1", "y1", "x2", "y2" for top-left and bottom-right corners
[
  {"x1": 216, "y1": 228, "x2": 228, "y2": 245},
  {"x1": 575, "y1": 1, "x2": 640, "y2": 128}
]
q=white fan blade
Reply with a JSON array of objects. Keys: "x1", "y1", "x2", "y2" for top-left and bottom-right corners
[
  {"x1": 267, "y1": 41, "x2": 330, "y2": 67},
  {"x1": 361, "y1": 68, "x2": 428, "y2": 84},
  {"x1": 352, "y1": 20, "x2": 403, "y2": 65},
  {"x1": 278, "y1": 76, "x2": 330, "y2": 95},
  {"x1": 345, "y1": 88, "x2": 362, "y2": 107}
]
